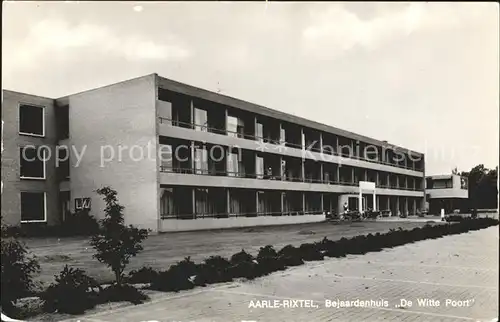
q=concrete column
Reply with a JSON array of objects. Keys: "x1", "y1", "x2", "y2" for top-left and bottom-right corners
[
  {"x1": 336, "y1": 136, "x2": 339, "y2": 155},
  {"x1": 412, "y1": 198, "x2": 417, "y2": 215},
  {"x1": 192, "y1": 189, "x2": 196, "y2": 218},
  {"x1": 364, "y1": 169, "x2": 368, "y2": 181},
  {"x1": 387, "y1": 173, "x2": 390, "y2": 187},
  {"x1": 190, "y1": 100, "x2": 194, "y2": 127},
  {"x1": 336, "y1": 166, "x2": 340, "y2": 183},
  {"x1": 301, "y1": 161, "x2": 305, "y2": 182},
  {"x1": 376, "y1": 171, "x2": 380, "y2": 186},
  {"x1": 372, "y1": 192, "x2": 376, "y2": 211},
  {"x1": 226, "y1": 189, "x2": 231, "y2": 215},
  {"x1": 224, "y1": 107, "x2": 228, "y2": 133},
  {"x1": 320, "y1": 163, "x2": 324, "y2": 183},
  {"x1": 280, "y1": 192, "x2": 284, "y2": 214},
  {"x1": 405, "y1": 197, "x2": 408, "y2": 215},
  {"x1": 320, "y1": 193, "x2": 324, "y2": 214},
  {"x1": 376, "y1": 195, "x2": 380, "y2": 211},
  {"x1": 256, "y1": 191, "x2": 259, "y2": 214},
  {"x1": 396, "y1": 175, "x2": 400, "y2": 189},
  {"x1": 302, "y1": 192, "x2": 306, "y2": 214},
  {"x1": 352, "y1": 167, "x2": 355, "y2": 183},
  {"x1": 405, "y1": 176, "x2": 408, "y2": 189},
  {"x1": 359, "y1": 189, "x2": 363, "y2": 213},
  {"x1": 319, "y1": 132, "x2": 323, "y2": 153},
  {"x1": 301, "y1": 128, "x2": 305, "y2": 150},
  {"x1": 396, "y1": 197, "x2": 400, "y2": 216},
  {"x1": 190, "y1": 142, "x2": 195, "y2": 171}
]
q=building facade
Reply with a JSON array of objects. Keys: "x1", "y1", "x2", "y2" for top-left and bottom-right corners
[
  {"x1": 425, "y1": 174, "x2": 468, "y2": 214},
  {"x1": 1, "y1": 74, "x2": 426, "y2": 232}
]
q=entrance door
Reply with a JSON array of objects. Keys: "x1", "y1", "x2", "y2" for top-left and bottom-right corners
[{"x1": 60, "y1": 191, "x2": 70, "y2": 222}]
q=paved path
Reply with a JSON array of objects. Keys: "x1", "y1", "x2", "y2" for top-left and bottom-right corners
[{"x1": 63, "y1": 226, "x2": 499, "y2": 322}]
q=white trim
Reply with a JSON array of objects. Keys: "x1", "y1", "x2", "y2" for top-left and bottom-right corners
[
  {"x1": 18, "y1": 102, "x2": 46, "y2": 137},
  {"x1": 20, "y1": 191, "x2": 47, "y2": 223},
  {"x1": 19, "y1": 146, "x2": 47, "y2": 180}
]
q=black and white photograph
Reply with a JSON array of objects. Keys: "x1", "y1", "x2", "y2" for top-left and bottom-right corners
[{"x1": 1, "y1": 1, "x2": 499, "y2": 321}]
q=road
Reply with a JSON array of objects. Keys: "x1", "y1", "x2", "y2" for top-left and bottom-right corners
[{"x1": 61, "y1": 225, "x2": 499, "y2": 322}]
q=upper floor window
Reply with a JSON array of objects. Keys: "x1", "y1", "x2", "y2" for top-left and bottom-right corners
[
  {"x1": 19, "y1": 104, "x2": 45, "y2": 136},
  {"x1": 194, "y1": 107, "x2": 208, "y2": 132},
  {"x1": 158, "y1": 100, "x2": 172, "y2": 125},
  {"x1": 20, "y1": 146, "x2": 46, "y2": 179}
]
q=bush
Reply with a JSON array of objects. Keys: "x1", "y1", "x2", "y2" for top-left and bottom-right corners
[
  {"x1": 278, "y1": 245, "x2": 304, "y2": 266},
  {"x1": 257, "y1": 245, "x2": 278, "y2": 260},
  {"x1": 230, "y1": 249, "x2": 254, "y2": 265},
  {"x1": 149, "y1": 258, "x2": 198, "y2": 292},
  {"x1": 299, "y1": 243, "x2": 324, "y2": 261},
  {"x1": 60, "y1": 210, "x2": 100, "y2": 236},
  {"x1": 126, "y1": 267, "x2": 160, "y2": 284},
  {"x1": 230, "y1": 261, "x2": 260, "y2": 279},
  {"x1": 193, "y1": 256, "x2": 233, "y2": 286},
  {"x1": 1, "y1": 235, "x2": 40, "y2": 315},
  {"x1": 42, "y1": 265, "x2": 100, "y2": 315},
  {"x1": 97, "y1": 284, "x2": 148, "y2": 305},
  {"x1": 256, "y1": 246, "x2": 286, "y2": 275}
]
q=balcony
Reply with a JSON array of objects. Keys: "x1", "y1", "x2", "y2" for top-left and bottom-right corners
[{"x1": 158, "y1": 116, "x2": 424, "y2": 174}]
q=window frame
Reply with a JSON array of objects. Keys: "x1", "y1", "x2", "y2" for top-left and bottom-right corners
[
  {"x1": 18, "y1": 103, "x2": 46, "y2": 137},
  {"x1": 20, "y1": 191, "x2": 47, "y2": 223},
  {"x1": 20, "y1": 145, "x2": 47, "y2": 180}
]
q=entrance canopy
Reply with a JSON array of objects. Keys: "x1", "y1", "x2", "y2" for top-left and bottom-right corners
[{"x1": 359, "y1": 181, "x2": 376, "y2": 213}]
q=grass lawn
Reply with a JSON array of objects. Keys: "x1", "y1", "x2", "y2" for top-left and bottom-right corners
[{"x1": 24, "y1": 220, "x2": 438, "y2": 288}]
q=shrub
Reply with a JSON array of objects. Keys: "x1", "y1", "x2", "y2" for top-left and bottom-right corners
[
  {"x1": 229, "y1": 261, "x2": 260, "y2": 279},
  {"x1": 1, "y1": 234, "x2": 40, "y2": 316},
  {"x1": 97, "y1": 284, "x2": 148, "y2": 305},
  {"x1": 90, "y1": 187, "x2": 149, "y2": 285},
  {"x1": 230, "y1": 249, "x2": 254, "y2": 265},
  {"x1": 299, "y1": 243, "x2": 324, "y2": 261},
  {"x1": 150, "y1": 268, "x2": 195, "y2": 292},
  {"x1": 257, "y1": 245, "x2": 278, "y2": 260},
  {"x1": 149, "y1": 258, "x2": 198, "y2": 292},
  {"x1": 42, "y1": 265, "x2": 100, "y2": 315},
  {"x1": 126, "y1": 267, "x2": 160, "y2": 284},
  {"x1": 256, "y1": 246, "x2": 285, "y2": 275},
  {"x1": 193, "y1": 256, "x2": 233, "y2": 286},
  {"x1": 60, "y1": 209, "x2": 100, "y2": 236},
  {"x1": 278, "y1": 245, "x2": 304, "y2": 266}
]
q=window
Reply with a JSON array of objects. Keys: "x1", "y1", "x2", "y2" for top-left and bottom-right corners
[
  {"x1": 194, "y1": 147, "x2": 208, "y2": 174},
  {"x1": 158, "y1": 100, "x2": 172, "y2": 125},
  {"x1": 20, "y1": 146, "x2": 46, "y2": 179},
  {"x1": 256, "y1": 122, "x2": 264, "y2": 141},
  {"x1": 227, "y1": 115, "x2": 244, "y2": 138},
  {"x1": 256, "y1": 156, "x2": 264, "y2": 179},
  {"x1": 194, "y1": 107, "x2": 208, "y2": 132},
  {"x1": 159, "y1": 144, "x2": 173, "y2": 171},
  {"x1": 227, "y1": 152, "x2": 240, "y2": 176},
  {"x1": 21, "y1": 192, "x2": 46, "y2": 222},
  {"x1": 19, "y1": 104, "x2": 44, "y2": 136}
]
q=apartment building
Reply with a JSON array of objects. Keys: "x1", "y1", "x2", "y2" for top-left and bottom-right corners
[
  {"x1": 1, "y1": 74, "x2": 425, "y2": 232},
  {"x1": 425, "y1": 174, "x2": 468, "y2": 214}
]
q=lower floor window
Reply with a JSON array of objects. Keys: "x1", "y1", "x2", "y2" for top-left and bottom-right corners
[{"x1": 21, "y1": 192, "x2": 46, "y2": 222}]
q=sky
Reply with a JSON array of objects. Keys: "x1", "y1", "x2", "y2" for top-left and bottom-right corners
[{"x1": 2, "y1": 1, "x2": 499, "y2": 175}]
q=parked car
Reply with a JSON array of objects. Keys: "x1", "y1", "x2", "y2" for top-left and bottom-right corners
[{"x1": 380, "y1": 209, "x2": 392, "y2": 217}]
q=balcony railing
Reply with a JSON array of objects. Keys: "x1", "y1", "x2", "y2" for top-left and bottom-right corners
[
  {"x1": 158, "y1": 117, "x2": 424, "y2": 172},
  {"x1": 161, "y1": 210, "x2": 325, "y2": 220},
  {"x1": 160, "y1": 166, "x2": 423, "y2": 191}
]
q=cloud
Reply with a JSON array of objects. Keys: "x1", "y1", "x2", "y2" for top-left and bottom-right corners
[
  {"x1": 5, "y1": 19, "x2": 191, "y2": 72},
  {"x1": 300, "y1": 3, "x2": 490, "y2": 58}
]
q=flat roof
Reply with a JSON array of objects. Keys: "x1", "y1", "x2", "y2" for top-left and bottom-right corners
[{"x1": 3, "y1": 73, "x2": 424, "y2": 157}]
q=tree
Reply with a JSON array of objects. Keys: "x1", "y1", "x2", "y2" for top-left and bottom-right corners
[
  {"x1": 451, "y1": 167, "x2": 459, "y2": 175},
  {"x1": 90, "y1": 187, "x2": 149, "y2": 285},
  {"x1": 460, "y1": 164, "x2": 498, "y2": 209}
]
